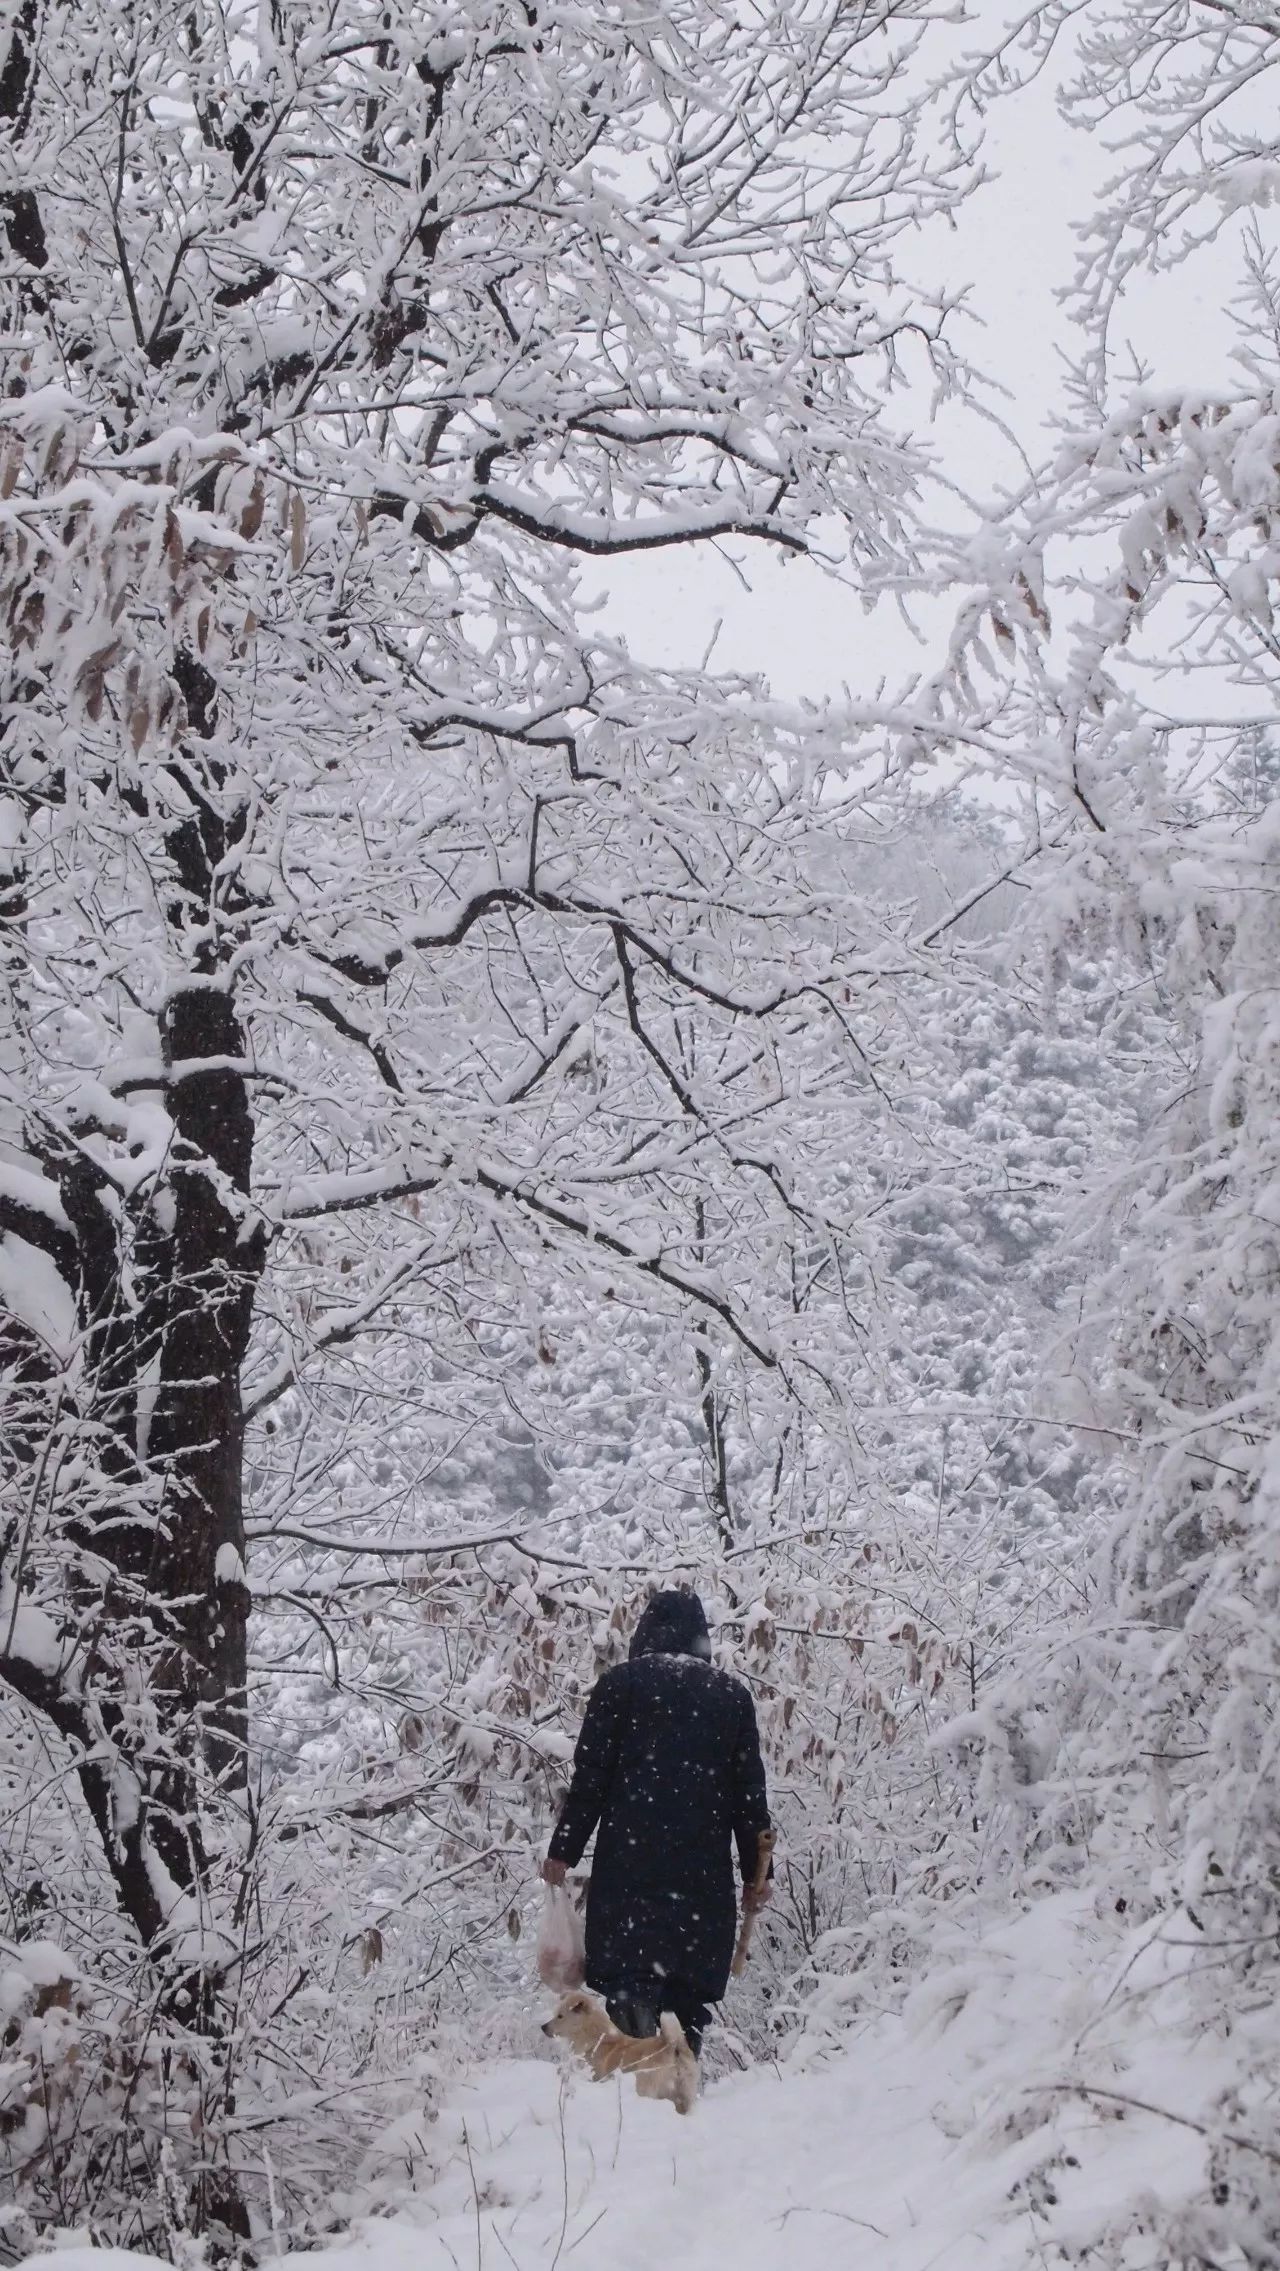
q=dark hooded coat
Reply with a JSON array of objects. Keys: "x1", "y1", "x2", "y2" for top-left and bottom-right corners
[{"x1": 547, "y1": 1592, "x2": 771, "y2": 2001}]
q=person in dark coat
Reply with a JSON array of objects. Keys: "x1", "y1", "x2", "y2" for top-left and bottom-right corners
[{"x1": 541, "y1": 1589, "x2": 771, "y2": 2056}]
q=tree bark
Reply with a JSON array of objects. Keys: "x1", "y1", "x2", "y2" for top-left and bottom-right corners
[{"x1": 147, "y1": 986, "x2": 260, "y2": 1787}]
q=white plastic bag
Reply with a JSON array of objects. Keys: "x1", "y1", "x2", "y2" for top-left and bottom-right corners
[{"x1": 536, "y1": 1883, "x2": 586, "y2": 1990}]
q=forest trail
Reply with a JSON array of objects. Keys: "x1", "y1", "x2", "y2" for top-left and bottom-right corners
[
  {"x1": 312, "y1": 1897, "x2": 1208, "y2": 2271},
  {"x1": 21, "y1": 1897, "x2": 1213, "y2": 2271},
  {"x1": 352, "y1": 2043, "x2": 1018, "y2": 2271}
]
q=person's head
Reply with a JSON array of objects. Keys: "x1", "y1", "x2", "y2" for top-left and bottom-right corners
[{"x1": 629, "y1": 1589, "x2": 712, "y2": 1662}]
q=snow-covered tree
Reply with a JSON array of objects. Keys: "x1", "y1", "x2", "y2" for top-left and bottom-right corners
[
  {"x1": 933, "y1": 4, "x2": 1280, "y2": 2251},
  {"x1": 0, "y1": 0, "x2": 992, "y2": 2239}
]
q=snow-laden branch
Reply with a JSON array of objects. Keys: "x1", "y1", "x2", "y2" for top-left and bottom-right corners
[
  {"x1": 244, "y1": 1519, "x2": 531, "y2": 1557},
  {"x1": 0, "y1": 1180, "x2": 76, "y2": 1280}
]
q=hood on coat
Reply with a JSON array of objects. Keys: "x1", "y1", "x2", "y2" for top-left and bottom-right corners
[{"x1": 629, "y1": 1589, "x2": 712, "y2": 1661}]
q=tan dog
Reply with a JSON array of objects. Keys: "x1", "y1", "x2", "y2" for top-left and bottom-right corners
[{"x1": 542, "y1": 1989, "x2": 698, "y2": 2114}]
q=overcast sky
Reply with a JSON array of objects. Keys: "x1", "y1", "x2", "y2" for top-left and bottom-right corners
[{"x1": 595, "y1": 12, "x2": 1259, "y2": 715}]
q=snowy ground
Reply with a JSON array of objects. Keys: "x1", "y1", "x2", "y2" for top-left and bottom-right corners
[{"x1": 27, "y1": 1894, "x2": 1220, "y2": 2271}]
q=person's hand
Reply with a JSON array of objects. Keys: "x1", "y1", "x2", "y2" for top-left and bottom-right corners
[
  {"x1": 542, "y1": 1856, "x2": 567, "y2": 1887},
  {"x1": 743, "y1": 1881, "x2": 772, "y2": 1914}
]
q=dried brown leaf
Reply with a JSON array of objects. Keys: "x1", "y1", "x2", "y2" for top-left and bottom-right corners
[
  {"x1": 40, "y1": 424, "x2": 66, "y2": 482},
  {"x1": 239, "y1": 473, "x2": 266, "y2": 541},
  {"x1": 164, "y1": 505, "x2": 184, "y2": 582},
  {"x1": 289, "y1": 489, "x2": 306, "y2": 570},
  {"x1": 1016, "y1": 570, "x2": 1050, "y2": 632},
  {"x1": 77, "y1": 640, "x2": 121, "y2": 720},
  {"x1": 13, "y1": 591, "x2": 43, "y2": 647}
]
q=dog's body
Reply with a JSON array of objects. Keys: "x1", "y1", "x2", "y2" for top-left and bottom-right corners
[{"x1": 542, "y1": 1989, "x2": 699, "y2": 2114}]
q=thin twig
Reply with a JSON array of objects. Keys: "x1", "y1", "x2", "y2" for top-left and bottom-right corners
[
  {"x1": 549, "y1": 2072, "x2": 572, "y2": 2271},
  {"x1": 1038, "y1": 2082, "x2": 1280, "y2": 2169}
]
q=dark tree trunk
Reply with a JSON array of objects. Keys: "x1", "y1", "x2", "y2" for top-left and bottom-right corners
[
  {"x1": 144, "y1": 653, "x2": 262, "y2": 1788},
  {"x1": 51, "y1": 985, "x2": 262, "y2": 1962},
  {"x1": 0, "y1": 12, "x2": 259, "y2": 2243},
  {"x1": 2, "y1": 655, "x2": 264, "y2": 1968},
  {"x1": 147, "y1": 984, "x2": 260, "y2": 1787}
]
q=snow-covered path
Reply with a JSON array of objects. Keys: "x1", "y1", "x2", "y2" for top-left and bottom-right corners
[
  {"x1": 364, "y1": 2049, "x2": 1034, "y2": 2271},
  {"x1": 25, "y1": 1898, "x2": 1216, "y2": 2271},
  {"x1": 316, "y1": 1898, "x2": 1209, "y2": 2271}
]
